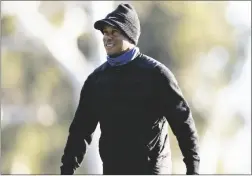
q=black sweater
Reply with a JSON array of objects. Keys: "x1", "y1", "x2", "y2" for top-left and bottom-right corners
[{"x1": 60, "y1": 53, "x2": 200, "y2": 175}]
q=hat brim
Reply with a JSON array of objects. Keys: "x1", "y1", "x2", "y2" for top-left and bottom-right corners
[{"x1": 94, "y1": 19, "x2": 116, "y2": 31}]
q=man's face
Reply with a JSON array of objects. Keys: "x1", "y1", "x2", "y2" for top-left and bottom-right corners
[{"x1": 102, "y1": 25, "x2": 133, "y2": 56}]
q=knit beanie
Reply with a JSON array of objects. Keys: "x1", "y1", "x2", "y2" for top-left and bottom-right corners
[{"x1": 94, "y1": 3, "x2": 141, "y2": 45}]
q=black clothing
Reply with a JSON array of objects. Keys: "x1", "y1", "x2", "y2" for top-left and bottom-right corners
[{"x1": 61, "y1": 53, "x2": 200, "y2": 175}]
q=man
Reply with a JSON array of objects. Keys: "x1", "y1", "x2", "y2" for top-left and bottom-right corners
[{"x1": 60, "y1": 3, "x2": 200, "y2": 175}]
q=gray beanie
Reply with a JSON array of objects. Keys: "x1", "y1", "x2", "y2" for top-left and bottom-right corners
[{"x1": 94, "y1": 3, "x2": 141, "y2": 45}]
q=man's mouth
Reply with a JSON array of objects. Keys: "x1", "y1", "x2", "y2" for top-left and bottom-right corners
[{"x1": 105, "y1": 43, "x2": 115, "y2": 49}]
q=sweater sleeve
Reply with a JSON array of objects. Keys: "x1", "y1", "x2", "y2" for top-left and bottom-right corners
[
  {"x1": 60, "y1": 75, "x2": 99, "y2": 175},
  {"x1": 157, "y1": 66, "x2": 200, "y2": 175}
]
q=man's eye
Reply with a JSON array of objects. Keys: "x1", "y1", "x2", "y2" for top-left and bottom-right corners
[{"x1": 112, "y1": 30, "x2": 119, "y2": 34}]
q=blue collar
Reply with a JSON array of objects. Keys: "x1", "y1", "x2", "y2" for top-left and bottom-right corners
[{"x1": 107, "y1": 47, "x2": 139, "y2": 67}]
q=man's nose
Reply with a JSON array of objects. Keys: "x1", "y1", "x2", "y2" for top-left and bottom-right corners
[{"x1": 104, "y1": 33, "x2": 114, "y2": 39}]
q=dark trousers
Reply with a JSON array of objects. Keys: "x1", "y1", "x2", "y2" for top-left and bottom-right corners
[{"x1": 102, "y1": 161, "x2": 156, "y2": 175}]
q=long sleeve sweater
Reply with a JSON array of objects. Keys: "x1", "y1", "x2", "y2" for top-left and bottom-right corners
[{"x1": 61, "y1": 52, "x2": 200, "y2": 175}]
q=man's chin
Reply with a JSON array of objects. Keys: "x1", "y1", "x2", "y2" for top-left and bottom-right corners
[
  {"x1": 106, "y1": 49, "x2": 126, "y2": 58},
  {"x1": 106, "y1": 50, "x2": 118, "y2": 57}
]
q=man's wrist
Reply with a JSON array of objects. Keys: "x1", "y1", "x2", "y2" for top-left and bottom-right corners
[
  {"x1": 186, "y1": 160, "x2": 199, "y2": 175},
  {"x1": 186, "y1": 171, "x2": 199, "y2": 175}
]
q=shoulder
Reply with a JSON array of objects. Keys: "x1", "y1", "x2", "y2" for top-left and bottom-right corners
[
  {"x1": 156, "y1": 62, "x2": 178, "y2": 85},
  {"x1": 92, "y1": 61, "x2": 109, "y2": 75},
  {"x1": 87, "y1": 61, "x2": 109, "y2": 80},
  {"x1": 136, "y1": 53, "x2": 162, "y2": 69},
  {"x1": 80, "y1": 61, "x2": 109, "y2": 89},
  {"x1": 138, "y1": 53, "x2": 177, "y2": 84}
]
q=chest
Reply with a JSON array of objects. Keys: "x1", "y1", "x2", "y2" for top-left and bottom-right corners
[
  {"x1": 92, "y1": 66, "x2": 163, "y2": 133},
  {"x1": 92, "y1": 69, "x2": 160, "y2": 119},
  {"x1": 97, "y1": 68, "x2": 155, "y2": 101}
]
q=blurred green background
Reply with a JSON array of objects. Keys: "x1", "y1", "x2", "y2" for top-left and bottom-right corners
[{"x1": 1, "y1": 1, "x2": 251, "y2": 174}]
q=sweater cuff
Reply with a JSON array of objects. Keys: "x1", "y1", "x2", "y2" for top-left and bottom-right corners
[
  {"x1": 60, "y1": 165, "x2": 74, "y2": 175},
  {"x1": 186, "y1": 160, "x2": 199, "y2": 175}
]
